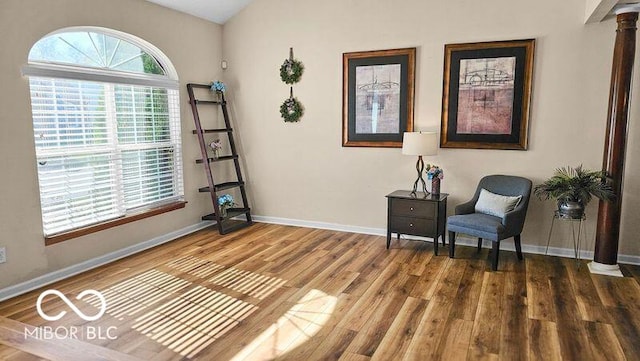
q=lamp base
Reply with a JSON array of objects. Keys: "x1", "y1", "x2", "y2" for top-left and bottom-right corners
[{"x1": 410, "y1": 155, "x2": 429, "y2": 197}]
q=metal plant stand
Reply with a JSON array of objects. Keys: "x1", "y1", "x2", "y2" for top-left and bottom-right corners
[{"x1": 545, "y1": 211, "x2": 587, "y2": 265}]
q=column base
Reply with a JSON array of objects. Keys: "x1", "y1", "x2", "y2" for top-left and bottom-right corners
[{"x1": 588, "y1": 261, "x2": 624, "y2": 277}]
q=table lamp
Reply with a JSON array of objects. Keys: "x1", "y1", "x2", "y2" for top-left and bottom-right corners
[{"x1": 402, "y1": 131, "x2": 438, "y2": 196}]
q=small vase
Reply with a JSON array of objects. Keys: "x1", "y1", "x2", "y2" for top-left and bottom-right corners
[
  {"x1": 212, "y1": 149, "x2": 219, "y2": 160},
  {"x1": 431, "y1": 178, "x2": 441, "y2": 196},
  {"x1": 220, "y1": 206, "x2": 227, "y2": 218}
]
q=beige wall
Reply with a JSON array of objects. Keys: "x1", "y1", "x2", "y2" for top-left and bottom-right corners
[
  {"x1": 222, "y1": 0, "x2": 640, "y2": 257},
  {"x1": 2, "y1": 0, "x2": 639, "y2": 291},
  {"x1": 0, "y1": 0, "x2": 221, "y2": 288}
]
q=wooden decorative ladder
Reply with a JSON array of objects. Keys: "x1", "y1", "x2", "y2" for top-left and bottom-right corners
[{"x1": 187, "y1": 83, "x2": 253, "y2": 234}]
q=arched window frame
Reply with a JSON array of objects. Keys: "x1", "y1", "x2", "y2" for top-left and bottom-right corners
[
  {"x1": 24, "y1": 26, "x2": 185, "y2": 245},
  {"x1": 23, "y1": 26, "x2": 179, "y2": 88}
]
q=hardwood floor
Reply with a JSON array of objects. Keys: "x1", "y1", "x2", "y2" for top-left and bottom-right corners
[{"x1": 0, "y1": 223, "x2": 639, "y2": 360}]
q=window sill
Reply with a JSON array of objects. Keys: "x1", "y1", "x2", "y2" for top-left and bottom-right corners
[{"x1": 45, "y1": 201, "x2": 187, "y2": 246}]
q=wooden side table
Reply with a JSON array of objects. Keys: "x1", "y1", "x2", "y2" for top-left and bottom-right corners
[{"x1": 386, "y1": 190, "x2": 449, "y2": 255}]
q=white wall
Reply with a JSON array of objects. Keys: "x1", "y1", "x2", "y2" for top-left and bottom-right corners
[
  {"x1": 222, "y1": 0, "x2": 640, "y2": 257},
  {"x1": 0, "y1": 0, "x2": 222, "y2": 288}
]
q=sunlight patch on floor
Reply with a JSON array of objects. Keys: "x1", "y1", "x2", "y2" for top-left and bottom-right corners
[
  {"x1": 83, "y1": 255, "x2": 292, "y2": 358},
  {"x1": 166, "y1": 255, "x2": 226, "y2": 278},
  {"x1": 132, "y1": 285, "x2": 258, "y2": 357},
  {"x1": 230, "y1": 289, "x2": 337, "y2": 361},
  {"x1": 210, "y1": 267, "x2": 287, "y2": 300},
  {"x1": 86, "y1": 269, "x2": 190, "y2": 320}
]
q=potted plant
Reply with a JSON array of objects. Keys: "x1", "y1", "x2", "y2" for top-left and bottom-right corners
[
  {"x1": 426, "y1": 164, "x2": 444, "y2": 196},
  {"x1": 217, "y1": 194, "x2": 235, "y2": 218},
  {"x1": 534, "y1": 165, "x2": 615, "y2": 219},
  {"x1": 210, "y1": 80, "x2": 226, "y2": 100}
]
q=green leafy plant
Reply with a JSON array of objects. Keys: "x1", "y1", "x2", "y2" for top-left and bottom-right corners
[
  {"x1": 534, "y1": 165, "x2": 615, "y2": 205},
  {"x1": 280, "y1": 97, "x2": 304, "y2": 122},
  {"x1": 280, "y1": 59, "x2": 304, "y2": 84}
]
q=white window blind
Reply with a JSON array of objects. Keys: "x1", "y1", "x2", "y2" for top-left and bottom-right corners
[{"x1": 30, "y1": 77, "x2": 183, "y2": 236}]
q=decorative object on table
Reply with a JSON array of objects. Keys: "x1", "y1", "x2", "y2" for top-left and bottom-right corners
[
  {"x1": 534, "y1": 165, "x2": 615, "y2": 219},
  {"x1": 209, "y1": 139, "x2": 222, "y2": 159},
  {"x1": 402, "y1": 131, "x2": 438, "y2": 196},
  {"x1": 280, "y1": 48, "x2": 304, "y2": 84},
  {"x1": 210, "y1": 80, "x2": 226, "y2": 101},
  {"x1": 280, "y1": 87, "x2": 304, "y2": 122},
  {"x1": 440, "y1": 39, "x2": 535, "y2": 150},
  {"x1": 426, "y1": 165, "x2": 444, "y2": 196},
  {"x1": 342, "y1": 47, "x2": 416, "y2": 147},
  {"x1": 217, "y1": 194, "x2": 235, "y2": 217}
]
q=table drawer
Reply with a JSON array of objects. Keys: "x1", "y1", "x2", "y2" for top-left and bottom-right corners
[
  {"x1": 390, "y1": 216, "x2": 435, "y2": 236},
  {"x1": 390, "y1": 198, "x2": 436, "y2": 219}
]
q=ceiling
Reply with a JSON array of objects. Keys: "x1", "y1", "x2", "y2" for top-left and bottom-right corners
[
  {"x1": 145, "y1": 0, "x2": 255, "y2": 24},
  {"x1": 585, "y1": 0, "x2": 640, "y2": 23},
  {"x1": 147, "y1": 0, "x2": 638, "y2": 25}
]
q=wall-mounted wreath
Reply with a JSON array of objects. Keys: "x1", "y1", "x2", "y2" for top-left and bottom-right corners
[
  {"x1": 280, "y1": 48, "x2": 304, "y2": 84},
  {"x1": 280, "y1": 88, "x2": 304, "y2": 122}
]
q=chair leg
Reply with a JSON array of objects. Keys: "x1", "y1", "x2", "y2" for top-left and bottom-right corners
[
  {"x1": 491, "y1": 241, "x2": 500, "y2": 271},
  {"x1": 477, "y1": 237, "x2": 483, "y2": 253},
  {"x1": 448, "y1": 231, "x2": 456, "y2": 258},
  {"x1": 514, "y1": 235, "x2": 523, "y2": 260}
]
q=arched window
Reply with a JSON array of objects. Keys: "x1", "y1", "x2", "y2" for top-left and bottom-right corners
[{"x1": 23, "y1": 27, "x2": 184, "y2": 242}]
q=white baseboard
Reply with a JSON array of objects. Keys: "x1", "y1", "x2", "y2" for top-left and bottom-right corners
[
  {"x1": 0, "y1": 221, "x2": 211, "y2": 302},
  {"x1": 252, "y1": 215, "x2": 640, "y2": 266},
  {"x1": 252, "y1": 215, "x2": 384, "y2": 237}
]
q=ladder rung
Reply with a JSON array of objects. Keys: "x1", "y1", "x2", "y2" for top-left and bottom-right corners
[
  {"x1": 192, "y1": 128, "x2": 233, "y2": 134},
  {"x1": 201, "y1": 207, "x2": 251, "y2": 221},
  {"x1": 196, "y1": 155, "x2": 239, "y2": 164},
  {"x1": 187, "y1": 83, "x2": 213, "y2": 89},
  {"x1": 199, "y1": 181, "x2": 245, "y2": 193},
  {"x1": 193, "y1": 99, "x2": 223, "y2": 105},
  {"x1": 221, "y1": 221, "x2": 253, "y2": 234}
]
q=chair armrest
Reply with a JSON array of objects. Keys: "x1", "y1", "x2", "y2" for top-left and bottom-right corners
[
  {"x1": 502, "y1": 203, "x2": 528, "y2": 235},
  {"x1": 455, "y1": 200, "x2": 476, "y2": 215}
]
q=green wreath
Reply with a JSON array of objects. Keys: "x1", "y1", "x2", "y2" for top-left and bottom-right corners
[
  {"x1": 280, "y1": 97, "x2": 304, "y2": 122},
  {"x1": 280, "y1": 59, "x2": 304, "y2": 84}
]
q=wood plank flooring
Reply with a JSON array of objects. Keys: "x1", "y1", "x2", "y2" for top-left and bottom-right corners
[{"x1": 1, "y1": 223, "x2": 640, "y2": 360}]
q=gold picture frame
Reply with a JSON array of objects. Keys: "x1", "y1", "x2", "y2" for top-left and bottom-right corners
[
  {"x1": 342, "y1": 48, "x2": 416, "y2": 147},
  {"x1": 441, "y1": 39, "x2": 535, "y2": 150}
]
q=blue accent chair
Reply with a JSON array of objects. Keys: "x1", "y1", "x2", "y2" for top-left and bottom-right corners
[{"x1": 447, "y1": 175, "x2": 532, "y2": 271}]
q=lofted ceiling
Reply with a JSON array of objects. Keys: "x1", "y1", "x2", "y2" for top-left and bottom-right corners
[
  {"x1": 145, "y1": 0, "x2": 255, "y2": 24},
  {"x1": 585, "y1": 0, "x2": 640, "y2": 23},
  {"x1": 146, "y1": 0, "x2": 637, "y2": 25}
]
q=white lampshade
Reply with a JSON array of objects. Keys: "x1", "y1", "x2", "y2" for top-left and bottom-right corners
[{"x1": 402, "y1": 132, "x2": 438, "y2": 156}]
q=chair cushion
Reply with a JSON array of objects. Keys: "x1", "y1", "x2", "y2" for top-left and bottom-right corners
[
  {"x1": 447, "y1": 213, "x2": 505, "y2": 235},
  {"x1": 475, "y1": 188, "x2": 522, "y2": 218}
]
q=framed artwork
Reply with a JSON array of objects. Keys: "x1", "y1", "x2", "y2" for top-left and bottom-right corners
[
  {"x1": 342, "y1": 48, "x2": 416, "y2": 147},
  {"x1": 440, "y1": 39, "x2": 535, "y2": 150}
]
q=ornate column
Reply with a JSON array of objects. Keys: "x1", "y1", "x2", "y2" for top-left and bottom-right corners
[{"x1": 590, "y1": 6, "x2": 640, "y2": 277}]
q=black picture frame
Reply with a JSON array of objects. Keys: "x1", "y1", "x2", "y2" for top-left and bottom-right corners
[
  {"x1": 441, "y1": 39, "x2": 535, "y2": 150},
  {"x1": 342, "y1": 48, "x2": 416, "y2": 147}
]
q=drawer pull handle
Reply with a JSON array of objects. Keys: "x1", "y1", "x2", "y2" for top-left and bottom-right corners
[
  {"x1": 409, "y1": 223, "x2": 414, "y2": 227},
  {"x1": 410, "y1": 207, "x2": 414, "y2": 211}
]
